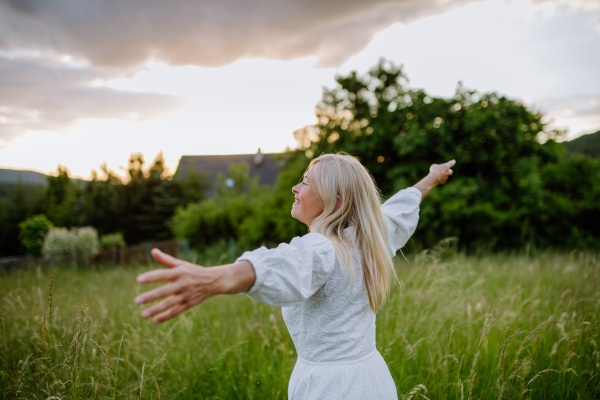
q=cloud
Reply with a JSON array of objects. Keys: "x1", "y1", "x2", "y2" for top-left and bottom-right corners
[
  {"x1": 0, "y1": 54, "x2": 193, "y2": 146},
  {"x1": 0, "y1": 0, "x2": 486, "y2": 69},
  {"x1": 1, "y1": 0, "x2": 597, "y2": 147},
  {"x1": 533, "y1": 95, "x2": 600, "y2": 138}
]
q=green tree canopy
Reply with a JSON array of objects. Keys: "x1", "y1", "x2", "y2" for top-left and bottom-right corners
[{"x1": 292, "y1": 59, "x2": 598, "y2": 250}]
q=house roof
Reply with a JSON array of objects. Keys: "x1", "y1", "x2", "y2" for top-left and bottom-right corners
[{"x1": 174, "y1": 150, "x2": 281, "y2": 195}]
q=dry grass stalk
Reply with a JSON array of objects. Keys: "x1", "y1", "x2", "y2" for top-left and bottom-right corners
[
  {"x1": 467, "y1": 372, "x2": 476, "y2": 400},
  {"x1": 139, "y1": 360, "x2": 145, "y2": 399}
]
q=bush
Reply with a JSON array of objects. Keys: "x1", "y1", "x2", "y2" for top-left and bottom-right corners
[
  {"x1": 100, "y1": 232, "x2": 126, "y2": 249},
  {"x1": 76, "y1": 227, "x2": 100, "y2": 263},
  {"x1": 42, "y1": 228, "x2": 76, "y2": 262},
  {"x1": 172, "y1": 163, "x2": 272, "y2": 249},
  {"x1": 18, "y1": 214, "x2": 53, "y2": 255},
  {"x1": 171, "y1": 155, "x2": 309, "y2": 251},
  {"x1": 42, "y1": 226, "x2": 100, "y2": 265}
]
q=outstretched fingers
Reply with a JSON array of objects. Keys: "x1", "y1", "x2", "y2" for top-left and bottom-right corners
[
  {"x1": 151, "y1": 248, "x2": 184, "y2": 269},
  {"x1": 135, "y1": 281, "x2": 183, "y2": 305},
  {"x1": 135, "y1": 250, "x2": 214, "y2": 324},
  {"x1": 141, "y1": 294, "x2": 183, "y2": 319},
  {"x1": 443, "y1": 159, "x2": 456, "y2": 179},
  {"x1": 137, "y1": 267, "x2": 181, "y2": 284},
  {"x1": 153, "y1": 302, "x2": 194, "y2": 324}
]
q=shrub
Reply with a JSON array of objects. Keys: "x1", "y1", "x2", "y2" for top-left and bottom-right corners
[
  {"x1": 171, "y1": 157, "x2": 308, "y2": 250},
  {"x1": 18, "y1": 214, "x2": 53, "y2": 255},
  {"x1": 100, "y1": 232, "x2": 126, "y2": 249},
  {"x1": 42, "y1": 226, "x2": 100, "y2": 265},
  {"x1": 172, "y1": 163, "x2": 267, "y2": 248},
  {"x1": 76, "y1": 227, "x2": 100, "y2": 264},
  {"x1": 42, "y1": 227, "x2": 76, "y2": 262}
]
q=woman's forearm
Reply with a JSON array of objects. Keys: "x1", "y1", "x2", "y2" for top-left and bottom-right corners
[{"x1": 413, "y1": 174, "x2": 438, "y2": 199}]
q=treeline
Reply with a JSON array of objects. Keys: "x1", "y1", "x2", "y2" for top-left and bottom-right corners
[
  {"x1": 292, "y1": 60, "x2": 600, "y2": 250},
  {"x1": 172, "y1": 59, "x2": 600, "y2": 252},
  {"x1": 2, "y1": 59, "x2": 599, "y2": 257},
  {"x1": 0, "y1": 153, "x2": 209, "y2": 256}
]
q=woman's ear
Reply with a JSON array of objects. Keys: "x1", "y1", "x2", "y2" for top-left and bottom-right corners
[{"x1": 334, "y1": 195, "x2": 342, "y2": 212}]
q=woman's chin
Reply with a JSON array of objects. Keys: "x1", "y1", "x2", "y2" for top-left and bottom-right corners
[{"x1": 291, "y1": 207, "x2": 300, "y2": 219}]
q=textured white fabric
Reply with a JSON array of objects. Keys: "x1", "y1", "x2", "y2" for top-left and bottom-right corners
[{"x1": 237, "y1": 187, "x2": 422, "y2": 399}]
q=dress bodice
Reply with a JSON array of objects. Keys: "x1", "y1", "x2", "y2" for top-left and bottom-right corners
[{"x1": 282, "y1": 251, "x2": 376, "y2": 362}]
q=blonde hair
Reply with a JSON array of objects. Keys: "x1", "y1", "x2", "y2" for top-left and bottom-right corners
[{"x1": 308, "y1": 153, "x2": 395, "y2": 312}]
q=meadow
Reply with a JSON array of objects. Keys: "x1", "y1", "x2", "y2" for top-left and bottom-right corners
[{"x1": 0, "y1": 245, "x2": 598, "y2": 399}]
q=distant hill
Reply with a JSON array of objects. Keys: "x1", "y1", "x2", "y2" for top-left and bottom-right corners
[
  {"x1": 562, "y1": 130, "x2": 600, "y2": 158},
  {"x1": 0, "y1": 168, "x2": 48, "y2": 184}
]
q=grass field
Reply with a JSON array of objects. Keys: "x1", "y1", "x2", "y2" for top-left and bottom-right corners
[{"x1": 0, "y1": 246, "x2": 598, "y2": 399}]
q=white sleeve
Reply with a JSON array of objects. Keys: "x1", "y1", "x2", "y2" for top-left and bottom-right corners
[
  {"x1": 380, "y1": 187, "x2": 422, "y2": 255},
  {"x1": 235, "y1": 232, "x2": 336, "y2": 307}
]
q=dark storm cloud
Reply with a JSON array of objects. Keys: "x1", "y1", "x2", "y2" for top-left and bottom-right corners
[
  {"x1": 0, "y1": 56, "x2": 192, "y2": 145},
  {"x1": 0, "y1": 0, "x2": 483, "y2": 68}
]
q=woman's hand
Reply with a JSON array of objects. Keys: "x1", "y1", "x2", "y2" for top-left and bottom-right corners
[
  {"x1": 413, "y1": 159, "x2": 456, "y2": 199},
  {"x1": 429, "y1": 160, "x2": 455, "y2": 185},
  {"x1": 135, "y1": 249, "x2": 256, "y2": 324}
]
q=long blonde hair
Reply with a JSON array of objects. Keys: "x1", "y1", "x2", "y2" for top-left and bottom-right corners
[{"x1": 308, "y1": 153, "x2": 394, "y2": 312}]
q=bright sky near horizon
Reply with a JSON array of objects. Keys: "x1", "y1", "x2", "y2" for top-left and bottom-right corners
[{"x1": 0, "y1": 0, "x2": 599, "y2": 179}]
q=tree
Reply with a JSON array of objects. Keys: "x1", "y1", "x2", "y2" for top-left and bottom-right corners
[
  {"x1": 46, "y1": 166, "x2": 78, "y2": 227},
  {"x1": 80, "y1": 163, "x2": 123, "y2": 237},
  {"x1": 0, "y1": 182, "x2": 45, "y2": 256},
  {"x1": 173, "y1": 168, "x2": 211, "y2": 205},
  {"x1": 129, "y1": 152, "x2": 180, "y2": 242},
  {"x1": 79, "y1": 152, "x2": 209, "y2": 246},
  {"x1": 293, "y1": 58, "x2": 598, "y2": 251}
]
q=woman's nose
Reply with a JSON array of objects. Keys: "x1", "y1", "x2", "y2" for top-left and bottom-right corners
[{"x1": 292, "y1": 185, "x2": 299, "y2": 194}]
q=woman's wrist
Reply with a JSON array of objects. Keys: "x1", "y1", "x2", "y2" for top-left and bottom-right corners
[
  {"x1": 215, "y1": 260, "x2": 256, "y2": 294},
  {"x1": 414, "y1": 160, "x2": 455, "y2": 199},
  {"x1": 413, "y1": 173, "x2": 437, "y2": 199}
]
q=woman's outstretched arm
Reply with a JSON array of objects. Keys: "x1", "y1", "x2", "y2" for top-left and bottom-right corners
[
  {"x1": 134, "y1": 249, "x2": 256, "y2": 324},
  {"x1": 413, "y1": 160, "x2": 456, "y2": 199}
]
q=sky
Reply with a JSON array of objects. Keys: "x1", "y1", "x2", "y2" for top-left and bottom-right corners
[{"x1": 0, "y1": 0, "x2": 599, "y2": 179}]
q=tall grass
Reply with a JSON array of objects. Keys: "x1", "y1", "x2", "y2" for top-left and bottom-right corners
[{"x1": 0, "y1": 247, "x2": 598, "y2": 399}]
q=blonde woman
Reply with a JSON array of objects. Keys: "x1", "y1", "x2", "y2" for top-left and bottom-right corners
[{"x1": 135, "y1": 154, "x2": 455, "y2": 399}]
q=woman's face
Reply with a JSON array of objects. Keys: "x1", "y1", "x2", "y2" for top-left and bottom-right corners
[{"x1": 291, "y1": 167, "x2": 325, "y2": 227}]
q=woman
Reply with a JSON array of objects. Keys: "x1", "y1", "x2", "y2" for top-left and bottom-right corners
[{"x1": 135, "y1": 154, "x2": 455, "y2": 399}]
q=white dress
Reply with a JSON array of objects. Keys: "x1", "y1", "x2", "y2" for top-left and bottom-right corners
[{"x1": 237, "y1": 187, "x2": 422, "y2": 399}]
